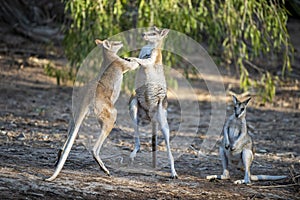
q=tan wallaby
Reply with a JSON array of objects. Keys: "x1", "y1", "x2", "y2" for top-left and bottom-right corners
[
  {"x1": 128, "y1": 27, "x2": 178, "y2": 178},
  {"x1": 206, "y1": 95, "x2": 287, "y2": 184},
  {"x1": 45, "y1": 39, "x2": 139, "y2": 181}
]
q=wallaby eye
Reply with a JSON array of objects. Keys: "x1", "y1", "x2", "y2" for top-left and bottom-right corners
[
  {"x1": 149, "y1": 32, "x2": 157, "y2": 36},
  {"x1": 241, "y1": 108, "x2": 245, "y2": 112}
]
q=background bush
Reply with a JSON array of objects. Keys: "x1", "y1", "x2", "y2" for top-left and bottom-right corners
[{"x1": 63, "y1": 0, "x2": 294, "y2": 102}]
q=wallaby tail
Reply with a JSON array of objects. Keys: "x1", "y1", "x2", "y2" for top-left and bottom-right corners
[
  {"x1": 251, "y1": 175, "x2": 287, "y2": 181},
  {"x1": 45, "y1": 109, "x2": 88, "y2": 181}
]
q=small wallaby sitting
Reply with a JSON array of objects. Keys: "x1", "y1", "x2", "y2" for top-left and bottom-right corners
[
  {"x1": 45, "y1": 39, "x2": 139, "y2": 181},
  {"x1": 206, "y1": 95, "x2": 287, "y2": 184}
]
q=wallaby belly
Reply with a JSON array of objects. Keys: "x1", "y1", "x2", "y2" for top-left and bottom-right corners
[
  {"x1": 225, "y1": 149, "x2": 243, "y2": 167},
  {"x1": 135, "y1": 83, "x2": 167, "y2": 111}
]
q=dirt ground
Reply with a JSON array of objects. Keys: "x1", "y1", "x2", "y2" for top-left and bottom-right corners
[{"x1": 1, "y1": 20, "x2": 300, "y2": 200}]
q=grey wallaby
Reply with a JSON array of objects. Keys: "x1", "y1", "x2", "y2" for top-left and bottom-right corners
[
  {"x1": 128, "y1": 27, "x2": 177, "y2": 178},
  {"x1": 206, "y1": 95, "x2": 287, "y2": 184}
]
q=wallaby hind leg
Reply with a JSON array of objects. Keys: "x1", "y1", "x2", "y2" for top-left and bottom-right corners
[
  {"x1": 157, "y1": 102, "x2": 177, "y2": 179},
  {"x1": 130, "y1": 123, "x2": 141, "y2": 161},
  {"x1": 234, "y1": 149, "x2": 253, "y2": 184},
  {"x1": 129, "y1": 97, "x2": 140, "y2": 160},
  {"x1": 206, "y1": 147, "x2": 230, "y2": 180},
  {"x1": 92, "y1": 106, "x2": 117, "y2": 176},
  {"x1": 220, "y1": 147, "x2": 230, "y2": 179}
]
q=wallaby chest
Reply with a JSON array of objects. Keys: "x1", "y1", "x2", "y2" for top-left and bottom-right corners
[
  {"x1": 227, "y1": 118, "x2": 244, "y2": 143},
  {"x1": 96, "y1": 65, "x2": 123, "y2": 103},
  {"x1": 135, "y1": 64, "x2": 166, "y2": 89}
]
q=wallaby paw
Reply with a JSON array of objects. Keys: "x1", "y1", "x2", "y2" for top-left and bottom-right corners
[
  {"x1": 225, "y1": 144, "x2": 230, "y2": 150},
  {"x1": 127, "y1": 57, "x2": 137, "y2": 62},
  {"x1": 171, "y1": 173, "x2": 178, "y2": 179},
  {"x1": 230, "y1": 146, "x2": 236, "y2": 151},
  {"x1": 121, "y1": 57, "x2": 130, "y2": 61}
]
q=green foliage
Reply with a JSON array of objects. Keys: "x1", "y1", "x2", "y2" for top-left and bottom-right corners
[
  {"x1": 63, "y1": 0, "x2": 124, "y2": 69},
  {"x1": 192, "y1": 0, "x2": 293, "y2": 101},
  {"x1": 62, "y1": 0, "x2": 293, "y2": 101},
  {"x1": 256, "y1": 72, "x2": 278, "y2": 103},
  {"x1": 44, "y1": 63, "x2": 72, "y2": 86}
]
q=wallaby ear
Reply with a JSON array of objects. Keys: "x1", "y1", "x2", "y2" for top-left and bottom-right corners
[
  {"x1": 232, "y1": 95, "x2": 238, "y2": 105},
  {"x1": 102, "y1": 40, "x2": 111, "y2": 50},
  {"x1": 153, "y1": 26, "x2": 160, "y2": 32},
  {"x1": 160, "y1": 29, "x2": 169, "y2": 37},
  {"x1": 95, "y1": 39, "x2": 103, "y2": 46},
  {"x1": 243, "y1": 97, "x2": 251, "y2": 106}
]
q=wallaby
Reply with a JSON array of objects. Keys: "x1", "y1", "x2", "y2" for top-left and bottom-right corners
[
  {"x1": 206, "y1": 95, "x2": 287, "y2": 184},
  {"x1": 128, "y1": 27, "x2": 178, "y2": 179},
  {"x1": 45, "y1": 39, "x2": 139, "y2": 181}
]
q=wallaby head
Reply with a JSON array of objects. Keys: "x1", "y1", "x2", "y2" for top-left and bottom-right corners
[
  {"x1": 95, "y1": 39, "x2": 123, "y2": 53},
  {"x1": 142, "y1": 26, "x2": 169, "y2": 45},
  {"x1": 232, "y1": 95, "x2": 251, "y2": 119}
]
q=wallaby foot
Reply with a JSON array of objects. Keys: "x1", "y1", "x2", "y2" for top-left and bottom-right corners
[
  {"x1": 206, "y1": 174, "x2": 230, "y2": 180},
  {"x1": 169, "y1": 159, "x2": 178, "y2": 179},
  {"x1": 130, "y1": 148, "x2": 140, "y2": 161},
  {"x1": 206, "y1": 175, "x2": 230, "y2": 180},
  {"x1": 92, "y1": 131, "x2": 112, "y2": 176},
  {"x1": 130, "y1": 129, "x2": 141, "y2": 162},
  {"x1": 92, "y1": 109, "x2": 116, "y2": 177},
  {"x1": 206, "y1": 169, "x2": 230, "y2": 180},
  {"x1": 234, "y1": 179, "x2": 252, "y2": 185},
  {"x1": 93, "y1": 153, "x2": 110, "y2": 176},
  {"x1": 171, "y1": 172, "x2": 178, "y2": 179}
]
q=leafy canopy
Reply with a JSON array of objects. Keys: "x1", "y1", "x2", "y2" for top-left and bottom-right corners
[{"x1": 63, "y1": 0, "x2": 293, "y2": 102}]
